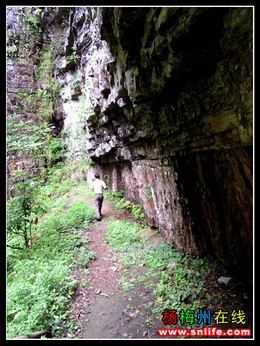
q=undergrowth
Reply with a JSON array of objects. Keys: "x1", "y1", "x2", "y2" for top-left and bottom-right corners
[
  {"x1": 104, "y1": 190, "x2": 145, "y2": 221},
  {"x1": 104, "y1": 219, "x2": 146, "y2": 251},
  {"x1": 7, "y1": 161, "x2": 96, "y2": 339},
  {"x1": 104, "y1": 218, "x2": 225, "y2": 321}
]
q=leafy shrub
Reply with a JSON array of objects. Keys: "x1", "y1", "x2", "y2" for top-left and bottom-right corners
[
  {"x1": 103, "y1": 189, "x2": 124, "y2": 200},
  {"x1": 7, "y1": 178, "x2": 46, "y2": 251},
  {"x1": 111, "y1": 195, "x2": 145, "y2": 221},
  {"x1": 131, "y1": 204, "x2": 145, "y2": 219},
  {"x1": 7, "y1": 44, "x2": 18, "y2": 58},
  {"x1": 36, "y1": 159, "x2": 91, "y2": 208},
  {"x1": 115, "y1": 198, "x2": 132, "y2": 210},
  {"x1": 46, "y1": 138, "x2": 65, "y2": 166},
  {"x1": 7, "y1": 198, "x2": 96, "y2": 338},
  {"x1": 7, "y1": 164, "x2": 96, "y2": 339}
]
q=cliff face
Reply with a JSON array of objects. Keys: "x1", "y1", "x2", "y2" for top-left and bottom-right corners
[
  {"x1": 7, "y1": 7, "x2": 253, "y2": 276},
  {"x1": 7, "y1": 8, "x2": 44, "y2": 192}
]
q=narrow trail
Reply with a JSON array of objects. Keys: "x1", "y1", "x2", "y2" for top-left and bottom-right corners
[
  {"x1": 70, "y1": 198, "x2": 164, "y2": 339},
  {"x1": 69, "y1": 197, "x2": 253, "y2": 340}
]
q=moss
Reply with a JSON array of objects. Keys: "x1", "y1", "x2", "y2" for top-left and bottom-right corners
[
  {"x1": 144, "y1": 186, "x2": 153, "y2": 198},
  {"x1": 151, "y1": 68, "x2": 165, "y2": 93},
  {"x1": 155, "y1": 7, "x2": 168, "y2": 32},
  {"x1": 35, "y1": 47, "x2": 61, "y2": 120},
  {"x1": 7, "y1": 43, "x2": 19, "y2": 58},
  {"x1": 66, "y1": 51, "x2": 80, "y2": 65}
]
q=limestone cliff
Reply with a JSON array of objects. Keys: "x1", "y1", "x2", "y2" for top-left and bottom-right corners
[{"x1": 7, "y1": 7, "x2": 253, "y2": 277}]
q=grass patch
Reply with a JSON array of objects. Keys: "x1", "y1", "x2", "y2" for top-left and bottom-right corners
[
  {"x1": 104, "y1": 217, "x2": 226, "y2": 319},
  {"x1": 40, "y1": 199, "x2": 96, "y2": 234},
  {"x1": 119, "y1": 276, "x2": 135, "y2": 290},
  {"x1": 7, "y1": 227, "x2": 95, "y2": 337},
  {"x1": 118, "y1": 249, "x2": 144, "y2": 268},
  {"x1": 71, "y1": 183, "x2": 93, "y2": 198},
  {"x1": 104, "y1": 218, "x2": 147, "y2": 252},
  {"x1": 104, "y1": 190, "x2": 145, "y2": 221},
  {"x1": 36, "y1": 160, "x2": 92, "y2": 207}
]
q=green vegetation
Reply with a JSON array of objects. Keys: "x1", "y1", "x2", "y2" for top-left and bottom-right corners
[
  {"x1": 7, "y1": 178, "x2": 46, "y2": 251},
  {"x1": 104, "y1": 190, "x2": 145, "y2": 221},
  {"x1": 144, "y1": 244, "x2": 209, "y2": 315},
  {"x1": 7, "y1": 162, "x2": 96, "y2": 339},
  {"x1": 40, "y1": 199, "x2": 95, "y2": 235},
  {"x1": 103, "y1": 190, "x2": 124, "y2": 200},
  {"x1": 7, "y1": 116, "x2": 64, "y2": 166},
  {"x1": 104, "y1": 217, "x2": 225, "y2": 321},
  {"x1": 119, "y1": 276, "x2": 135, "y2": 290},
  {"x1": 7, "y1": 8, "x2": 44, "y2": 59},
  {"x1": 7, "y1": 43, "x2": 18, "y2": 58},
  {"x1": 23, "y1": 8, "x2": 44, "y2": 34},
  {"x1": 35, "y1": 48, "x2": 61, "y2": 121},
  {"x1": 7, "y1": 8, "x2": 96, "y2": 338},
  {"x1": 7, "y1": 17, "x2": 94, "y2": 332},
  {"x1": 104, "y1": 219, "x2": 146, "y2": 252},
  {"x1": 144, "y1": 186, "x2": 153, "y2": 199},
  {"x1": 66, "y1": 51, "x2": 80, "y2": 65}
]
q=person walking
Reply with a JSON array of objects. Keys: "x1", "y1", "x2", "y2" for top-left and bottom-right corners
[{"x1": 91, "y1": 172, "x2": 106, "y2": 221}]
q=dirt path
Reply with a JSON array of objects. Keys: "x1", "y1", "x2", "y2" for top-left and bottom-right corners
[
  {"x1": 70, "y1": 199, "x2": 164, "y2": 339},
  {"x1": 69, "y1": 197, "x2": 253, "y2": 340}
]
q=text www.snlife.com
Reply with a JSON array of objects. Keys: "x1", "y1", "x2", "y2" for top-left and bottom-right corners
[{"x1": 157, "y1": 327, "x2": 251, "y2": 337}]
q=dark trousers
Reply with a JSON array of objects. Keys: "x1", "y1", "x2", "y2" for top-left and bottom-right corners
[{"x1": 95, "y1": 193, "x2": 104, "y2": 218}]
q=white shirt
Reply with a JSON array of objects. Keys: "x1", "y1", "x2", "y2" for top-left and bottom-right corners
[{"x1": 92, "y1": 179, "x2": 106, "y2": 194}]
